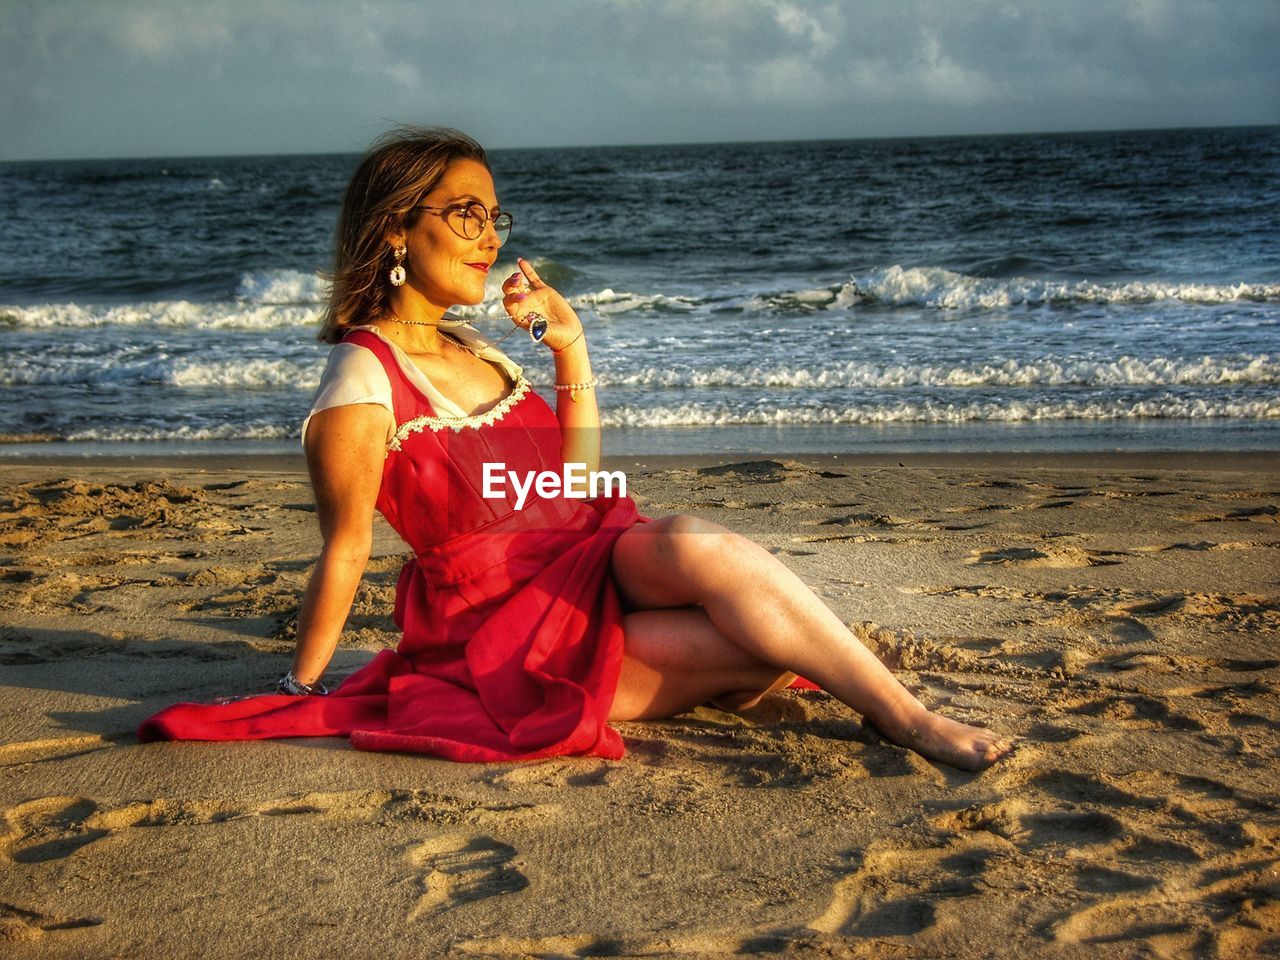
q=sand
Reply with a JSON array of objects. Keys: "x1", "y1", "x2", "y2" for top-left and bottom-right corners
[{"x1": 0, "y1": 452, "x2": 1277, "y2": 959}]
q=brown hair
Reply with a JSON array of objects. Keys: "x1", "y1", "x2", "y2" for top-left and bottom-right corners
[{"x1": 317, "y1": 126, "x2": 490, "y2": 344}]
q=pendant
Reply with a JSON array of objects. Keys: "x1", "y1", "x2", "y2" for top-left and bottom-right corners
[{"x1": 529, "y1": 315, "x2": 548, "y2": 343}]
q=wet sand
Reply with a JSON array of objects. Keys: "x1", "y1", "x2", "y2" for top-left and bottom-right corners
[{"x1": 1, "y1": 453, "x2": 1278, "y2": 958}]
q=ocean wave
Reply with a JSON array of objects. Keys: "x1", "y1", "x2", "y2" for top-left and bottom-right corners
[
  {"x1": 835, "y1": 266, "x2": 1280, "y2": 310},
  {"x1": 569, "y1": 288, "x2": 699, "y2": 314},
  {"x1": 168, "y1": 358, "x2": 321, "y2": 389},
  {"x1": 603, "y1": 396, "x2": 1280, "y2": 428},
  {"x1": 235, "y1": 269, "x2": 329, "y2": 304},
  {"x1": 0, "y1": 355, "x2": 323, "y2": 388},
  {"x1": 577, "y1": 267, "x2": 1280, "y2": 317},
  {"x1": 610, "y1": 355, "x2": 1280, "y2": 389},
  {"x1": 24, "y1": 395, "x2": 1280, "y2": 442},
  {"x1": 5, "y1": 263, "x2": 1276, "y2": 332},
  {"x1": 63, "y1": 423, "x2": 294, "y2": 442},
  {"x1": 0, "y1": 300, "x2": 321, "y2": 330}
]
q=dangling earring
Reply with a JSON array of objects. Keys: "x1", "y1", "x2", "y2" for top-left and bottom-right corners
[{"x1": 388, "y1": 244, "x2": 407, "y2": 287}]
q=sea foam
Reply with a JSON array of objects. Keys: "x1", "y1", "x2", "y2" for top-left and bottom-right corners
[
  {"x1": 604, "y1": 396, "x2": 1280, "y2": 428},
  {"x1": 0, "y1": 300, "x2": 321, "y2": 330},
  {"x1": 610, "y1": 355, "x2": 1279, "y2": 389},
  {"x1": 835, "y1": 266, "x2": 1280, "y2": 310}
]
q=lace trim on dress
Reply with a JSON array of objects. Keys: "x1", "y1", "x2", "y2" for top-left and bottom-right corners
[{"x1": 388, "y1": 377, "x2": 531, "y2": 450}]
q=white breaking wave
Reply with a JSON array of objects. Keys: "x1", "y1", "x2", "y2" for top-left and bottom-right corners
[
  {"x1": 446, "y1": 282, "x2": 700, "y2": 321},
  {"x1": 604, "y1": 396, "x2": 1280, "y2": 428},
  {"x1": 4, "y1": 263, "x2": 1276, "y2": 331},
  {"x1": 63, "y1": 423, "x2": 295, "y2": 442},
  {"x1": 0, "y1": 300, "x2": 322, "y2": 330},
  {"x1": 36, "y1": 394, "x2": 1280, "y2": 441},
  {"x1": 569, "y1": 288, "x2": 699, "y2": 314},
  {"x1": 611, "y1": 355, "x2": 1280, "y2": 389},
  {"x1": 236, "y1": 269, "x2": 329, "y2": 304},
  {"x1": 4, "y1": 350, "x2": 1274, "y2": 392},
  {"x1": 168, "y1": 358, "x2": 322, "y2": 388},
  {"x1": 836, "y1": 266, "x2": 1280, "y2": 310},
  {"x1": 0, "y1": 355, "x2": 323, "y2": 388}
]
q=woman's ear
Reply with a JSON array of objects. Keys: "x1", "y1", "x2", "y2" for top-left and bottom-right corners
[{"x1": 385, "y1": 229, "x2": 406, "y2": 251}]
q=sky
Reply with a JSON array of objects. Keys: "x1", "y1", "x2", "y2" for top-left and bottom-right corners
[{"x1": 1, "y1": 0, "x2": 1277, "y2": 161}]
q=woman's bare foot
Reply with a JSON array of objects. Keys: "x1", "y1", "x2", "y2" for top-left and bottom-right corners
[{"x1": 876, "y1": 708, "x2": 1014, "y2": 771}]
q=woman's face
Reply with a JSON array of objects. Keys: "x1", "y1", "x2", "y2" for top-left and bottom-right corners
[{"x1": 398, "y1": 158, "x2": 501, "y2": 311}]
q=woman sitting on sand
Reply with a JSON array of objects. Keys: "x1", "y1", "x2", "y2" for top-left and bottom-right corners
[{"x1": 140, "y1": 127, "x2": 1011, "y2": 771}]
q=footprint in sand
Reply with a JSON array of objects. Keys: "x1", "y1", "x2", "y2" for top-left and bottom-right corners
[
  {"x1": 481, "y1": 760, "x2": 614, "y2": 791},
  {"x1": 1109, "y1": 592, "x2": 1280, "y2": 624},
  {"x1": 0, "y1": 790, "x2": 555, "y2": 867},
  {"x1": 967, "y1": 545, "x2": 1126, "y2": 568},
  {"x1": 768, "y1": 545, "x2": 819, "y2": 557},
  {"x1": 1135, "y1": 539, "x2": 1274, "y2": 552},
  {"x1": 929, "y1": 792, "x2": 1130, "y2": 852},
  {"x1": 814, "y1": 511, "x2": 917, "y2": 528},
  {"x1": 407, "y1": 833, "x2": 528, "y2": 919},
  {"x1": 9, "y1": 571, "x2": 131, "y2": 614},
  {"x1": 808, "y1": 838, "x2": 1014, "y2": 939},
  {"x1": 1062, "y1": 692, "x2": 1205, "y2": 731},
  {"x1": 0, "y1": 735, "x2": 116, "y2": 766},
  {"x1": 1, "y1": 797, "x2": 108, "y2": 864},
  {"x1": 1182, "y1": 504, "x2": 1279, "y2": 524},
  {"x1": 1048, "y1": 848, "x2": 1280, "y2": 955},
  {"x1": 0, "y1": 900, "x2": 103, "y2": 942},
  {"x1": 922, "y1": 760, "x2": 1280, "y2": 954}
]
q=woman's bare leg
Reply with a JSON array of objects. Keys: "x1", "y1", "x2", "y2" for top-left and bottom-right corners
[
  {"x1": 609, "y1": 515, "x2": 1013, "y2": 770},
  {"x1": 609, "y1": 607, "x2": 790, "y2": 721}
]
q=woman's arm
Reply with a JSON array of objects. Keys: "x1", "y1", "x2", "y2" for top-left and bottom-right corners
[
  {"x1": 288, "y1": 402, "x2": 391, "y2": 687},
  {"x1": 550, "y1": 332, "x2": 600, "y2": 474},
  {"x1": 504, "y1": 258, "x2": 600, "y2": 473}
]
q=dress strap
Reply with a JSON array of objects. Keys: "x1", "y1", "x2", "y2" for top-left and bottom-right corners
[{"x1": 341, "y1": 328, "x2": 430, "y2": 427}]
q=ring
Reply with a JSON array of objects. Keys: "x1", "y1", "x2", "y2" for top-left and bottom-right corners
[{"x1": 525, "y1": 312, "x2": 548, "y2": 343}]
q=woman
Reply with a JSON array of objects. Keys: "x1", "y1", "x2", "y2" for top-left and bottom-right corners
[{"x1": 140, "y1": 127, "x2": 1012, "y2": 771}]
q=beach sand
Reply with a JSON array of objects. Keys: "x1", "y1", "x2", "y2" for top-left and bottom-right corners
[{"x1": 1, "y1": 452, "x2": 1277, "y2": 959}]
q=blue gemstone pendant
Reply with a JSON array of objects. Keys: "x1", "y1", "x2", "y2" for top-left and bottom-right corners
[{"x1": 529, "y1": 316, "x2": 548, "y2": 343}]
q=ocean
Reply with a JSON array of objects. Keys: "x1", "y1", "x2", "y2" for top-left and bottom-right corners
[{"x1": 1, "y1": 126, "x2": 1277, "y2": 456}]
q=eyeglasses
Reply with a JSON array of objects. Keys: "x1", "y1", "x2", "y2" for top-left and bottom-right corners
[{"x1": 415, "y1": 201, "x2": 513, "y2": 244}]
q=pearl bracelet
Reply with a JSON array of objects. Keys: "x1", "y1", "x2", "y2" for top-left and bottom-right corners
[{"x1": 553, "y1": 376, "x2": 598, "y2": 402}]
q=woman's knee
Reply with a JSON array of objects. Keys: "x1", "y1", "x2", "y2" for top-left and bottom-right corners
[
  {"x1": 613, "y1": 514, "x2": 734, "y2": 608},
  {"x1": 639, "y1": 514, "x2": 739, "y2": 581},
  {"x1": 657, "y1": 513, "x2": 731, "y2": 559}
]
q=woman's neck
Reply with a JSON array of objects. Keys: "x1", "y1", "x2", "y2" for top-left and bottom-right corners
[{"x1": 382, "y1": 289, "x2": 451, "y2": 355}]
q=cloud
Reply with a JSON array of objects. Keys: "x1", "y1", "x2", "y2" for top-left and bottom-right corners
[
  {"x1": 0, "y1": 0, "x2": 1276, "y2": 159},
  {"x1": 913, "y1": 32, "x2": 999, "y2": 105},
  {"x1": 112, "y1": 7, "x2": 234, "y2": 57},
  {"x1": 770, "y1": 1, "x2": 842, "y2": 56}
]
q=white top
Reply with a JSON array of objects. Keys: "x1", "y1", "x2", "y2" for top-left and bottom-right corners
[{"x1": 301, "y1": 324, "x2": 527, "y2": 446}]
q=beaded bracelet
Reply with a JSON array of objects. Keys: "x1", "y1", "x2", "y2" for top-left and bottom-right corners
[{"x1": 553, "y1": 376, "x2": 598, "y2": 402}]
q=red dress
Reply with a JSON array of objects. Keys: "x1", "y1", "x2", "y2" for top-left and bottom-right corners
[{"x1": 138, "y1": 329, "x2": 643, "y2": 761}]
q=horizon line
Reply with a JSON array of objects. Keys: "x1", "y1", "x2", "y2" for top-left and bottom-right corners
[{"x1": 4, "y1": 122, "x2": 1277, "y2": 165}]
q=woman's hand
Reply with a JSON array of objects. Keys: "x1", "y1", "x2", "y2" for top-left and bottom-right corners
[{"x1": 501, "y1": 257, "x2": 583, "y2": 352}]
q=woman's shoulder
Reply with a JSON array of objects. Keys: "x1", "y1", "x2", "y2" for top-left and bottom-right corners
[
  {"x1": 311, "y1": 330, "x2": 394, "y2": 408},
  {"x1": 320, "y1": 326, "x2": 400, "y2": 382},
  {"x1": 302, "y1": 335, "x2": 395, "y2": 445},
  {"x1": 326, "y1": 331, "x2": 388, "y2": 370}
]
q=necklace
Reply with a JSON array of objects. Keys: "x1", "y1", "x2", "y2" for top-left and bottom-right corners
[
  {"x1": 484, "y1": 320, "x2": 523, "y2": 346},
  {"x1": 384, "y1": 310, "x2": 469, "y2": 328},
  {"x1": 383, "y1": 311, "x2": 524, "y2": 348}
]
